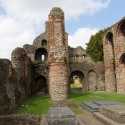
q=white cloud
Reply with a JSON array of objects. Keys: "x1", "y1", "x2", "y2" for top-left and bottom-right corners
[
  {"x1": 0, "y1": 0, "x2": 110, "y2": 59},
  {"x1": 68, "y1": 27, "x2": 98, "y2": 49},
  {"x1": 0, "y1": 0, "x2": 110, "y2": 21}
]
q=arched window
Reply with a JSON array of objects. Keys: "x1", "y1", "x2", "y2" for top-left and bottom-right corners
[
  {"x1": 106, "y1": 32, "x2": 113, "y2": 45},
  {"x1": 119, "y1": 21, "x2": 125, "y2": 36},
  {"x1": 120, "y1": 54, "x2": 125, "y2": 64},
  {"x1": 35, "y1": 48, "x2": 48, "y2": 61},
  {"x1": 74, "y1": 55, "x2": 78, "y2": 59},
  {"x1": 82, "y1": 55, "x2": 85, "y2": 59},
  {"x1": 41, "y1": 40, "x2": 47, "y2": 46},
  {"x1": 41, "y1": 55, "x2": 45, "y2": 61}
]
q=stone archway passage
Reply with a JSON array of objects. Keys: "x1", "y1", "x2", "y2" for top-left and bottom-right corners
[
  {"x1": 88, "y1": 70, "x2": 97, "y2": 91},
  {"x1": 69, "y1": 70, "x2": 84, "y2": 92},
  {"x1": 35, "y1": 76, "x2": 46, "y2": 94}
]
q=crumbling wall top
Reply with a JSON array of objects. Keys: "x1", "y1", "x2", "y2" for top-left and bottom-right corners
[{"x1": 50, "y1": 7, "x2": 64, "y2": 16}]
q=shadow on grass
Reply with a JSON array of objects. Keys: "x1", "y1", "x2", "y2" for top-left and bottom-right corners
[{"x1": 68, "y1": 92, "x2": 92, "y2": 99}]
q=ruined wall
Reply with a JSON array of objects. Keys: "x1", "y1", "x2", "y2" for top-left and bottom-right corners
[
  {"x1": 103, "y1": 31, "x2": 116, "y2": 92},
  {"x1": 0, "y1": 114, "x2": 41, "y2": 125},
  {"x1": 103, "y1": 17, "x2": 125, "y2": 93},
  {"x1": 69, "y1": 61, "x2": 105, "y2": 92},
  {"x1": 0, "y1": 47, "x2": 32, "y2": 115},
  {"x1": 69, "y1": 46, "x2": 105, "y2": 92},
  {"x1": 69, "y1": 46, "x2": 92, "y2": 63},
  {"x1": 11, "y1": 48, "x2": 32, "y2": 101}
]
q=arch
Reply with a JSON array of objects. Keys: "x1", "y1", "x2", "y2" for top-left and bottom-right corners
[
  {"x1": 116, "y1": 19, "x2": 125, "y2": 36},
  {"x1": 120, "y1": 53, "x2": 125, "y2": 64},
  {"x1": 35, "y1": 75, "x2": 47, "y2": 93},
  {"x1": 88, "y1": 70, "x2": 97, "y2": 91},
  {"x1": 69, "y1": 70, "x2": 84, "y2": 92},
  {"x1": 35, "y1": 48, "x2": 48, "y2": 61},
  {"x1": 41, "y1": 39, "x2": 47, "y2": 46},
  {"x1": 106, "y1": 32, "x2": 113, "y2": 45}
]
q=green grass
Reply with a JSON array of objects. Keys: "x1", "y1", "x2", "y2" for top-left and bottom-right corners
[
  {"x1": 70, "y1": 83, "x2": 82, "y2": 88},
  {"x1": 16, "y1": 91, "x2": 125, "y2": 116},
  {"x1": 70, "y1": 108, "x2": 85, "y2": 115},
  {"x1": 68, "y1": 91, "x2": 125, "y2": 105},
  {"x1": 16, "y1": 95, "x2": 54, "y2": 116}
]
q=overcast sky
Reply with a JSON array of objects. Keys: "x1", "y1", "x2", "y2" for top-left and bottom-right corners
[{"x1": 0, "y1": 0, "x2": 125, "y2": 59}]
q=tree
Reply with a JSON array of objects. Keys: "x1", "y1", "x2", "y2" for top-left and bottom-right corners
[{"x1": 86, "y1": 28, "x2": 110, "y2": 62}]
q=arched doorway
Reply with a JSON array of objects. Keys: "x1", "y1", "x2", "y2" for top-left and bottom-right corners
[
  {"x1": 69, "y1": 70, "x2": 84, "y2": 92},
  {"x1": 35, "y1": 76, "x2": 47, "y2": 94},
  {"x1": 88, "y1": 70, "x2": 97, "y2": 91}
]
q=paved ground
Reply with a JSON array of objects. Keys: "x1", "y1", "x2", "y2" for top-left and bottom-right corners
[{"x1": 77, "y1": 111, "x2": 104, "y2": 125}]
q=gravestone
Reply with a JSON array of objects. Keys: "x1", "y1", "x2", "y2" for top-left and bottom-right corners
[{"x1": 48, "y1": 107, "x2": 78, "y2": 125}]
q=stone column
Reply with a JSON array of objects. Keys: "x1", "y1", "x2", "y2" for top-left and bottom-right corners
[{"x1": 47, "y1": 7, "x2": 68, "y2": 101}]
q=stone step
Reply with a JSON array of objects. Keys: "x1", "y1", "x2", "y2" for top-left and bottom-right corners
[
  {"x1": 93, "y1": 101, "x2": 122, "y2": 106},
  {"x1": 80, "y1": 102, "x2": 100, "y2": 112},
  {"x1": 94, "y1": 112, "x2": 125, "y2": 125},
  {"x1": 80, "y1": 101, "x2": 125, "y2": 112},
  {"x1": 76, "y1": 116, "x2": 85, "y2": 125},
  {"x1": 100, "y1": 105, "x2": 125, "y2": 123}
]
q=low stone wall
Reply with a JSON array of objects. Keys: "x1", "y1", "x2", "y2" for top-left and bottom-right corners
[{"x1": 0, "y1": 114, "x2": 41, "y2": 125}]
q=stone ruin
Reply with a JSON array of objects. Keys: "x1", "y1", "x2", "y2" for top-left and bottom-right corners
[
  {"x1": 0, "y1": 7, "x2": 105, "y2": 116},
  {"x1": 0, "y1": 7, "x2": 124, "y2": 121},
  {"x1": 103, "y1": 17, "x2": 125, "y2": 93}
]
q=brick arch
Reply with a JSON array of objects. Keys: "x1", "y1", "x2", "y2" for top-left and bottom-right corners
[
  {"x1": 69, "y1": 70, "x2": 84, "y2": 91},
  {"x1": 88, "y1": 70, "x2": 97, "y2": 91},
  {"x1": 105, "y1": 32, "x2": 113, "y2": 45},
  {"x1": 103, "y1": 31, "x2": 116, "y2": 92},
  {"x1": 35, "y1": 48, "x2": 48, "y2": 61},
  {"x1": 116, "y1": 19, "x2": 125, "y2": 37},
  {"x1": 120, "y1": 53, "x2": 125, "y2": 64},
  {"x1": 35, "y1": 75, "x2": 47, "y2": 93}
]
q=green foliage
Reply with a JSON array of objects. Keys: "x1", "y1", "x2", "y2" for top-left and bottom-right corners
[{"x1": 86, "y1": 27, "x2": 110, "y2": 62}]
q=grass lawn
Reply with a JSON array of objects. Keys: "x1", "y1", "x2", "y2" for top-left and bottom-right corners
[
  {"x1": 16, "y1": 95, "x2": 54, "y2": 116},
  {"x1": 16, "y1": 91, "x2": 125, "y2": 116},
  {"x1": 68, "y1": 91, "x2": 125, "y2": 105},
  {"x1": 70, "y1": 83, "x2": 82, "y2": 88}
]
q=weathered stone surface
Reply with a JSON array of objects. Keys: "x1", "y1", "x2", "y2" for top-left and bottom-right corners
[
  {"x1": 80, "y1": 101, "x2": 124, "y2": 112},
  {"x1": 100, "y1": 105, "x2": 125, "y2": 123},
  {"x1": 48, "y1": 107, "x2": 78, "y2": 125},
  {"x1": 0, "y1": 114, "x2": 41, "y2": 125}
]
